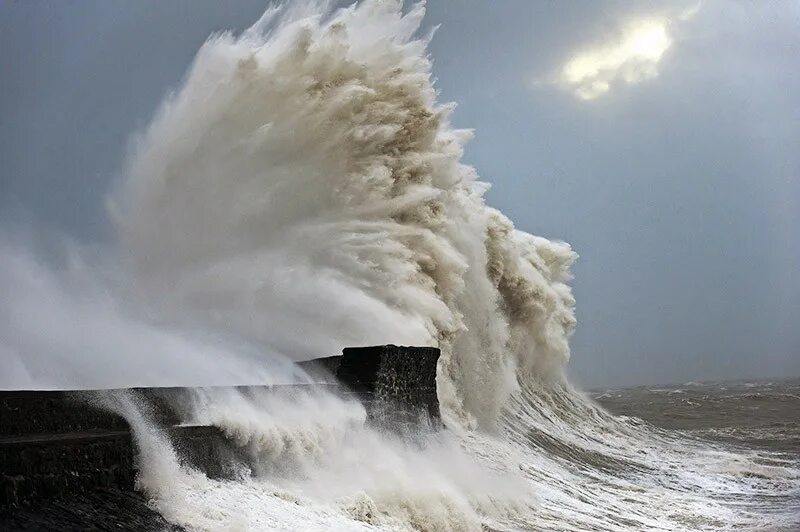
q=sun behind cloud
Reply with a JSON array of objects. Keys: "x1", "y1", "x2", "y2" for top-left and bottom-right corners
[
  {"x1": 561, "y1": 19, "x2": 671, "y2": 100},
  {"x1": 551, "y1": 5, "x2": 700, "y2": 100}
]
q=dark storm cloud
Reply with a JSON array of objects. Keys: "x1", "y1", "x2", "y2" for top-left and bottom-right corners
[{"x1": 1, "y1": 1, "x2": 797, "y2": 387}]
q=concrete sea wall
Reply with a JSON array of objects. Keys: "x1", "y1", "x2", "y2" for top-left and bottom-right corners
[{"x1": 0, "y1": 345, "x2": 440, "y2": 517}]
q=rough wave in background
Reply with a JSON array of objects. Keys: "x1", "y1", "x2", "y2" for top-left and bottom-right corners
[{"x1": 2, "y1": 1, "x2": 797, "y2": 530}]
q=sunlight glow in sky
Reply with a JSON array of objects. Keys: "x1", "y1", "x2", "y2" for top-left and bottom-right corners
[{"x1": 559, "y1": 18, "x2": 673, "y2": 100}]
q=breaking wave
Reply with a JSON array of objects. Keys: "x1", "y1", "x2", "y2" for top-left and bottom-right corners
[
  {"x1": 3, "y1": 1, "x2": 797, "y2": 530},
  {"x1": 110, "y1": 0, "x2": 576, "y2": 432}
]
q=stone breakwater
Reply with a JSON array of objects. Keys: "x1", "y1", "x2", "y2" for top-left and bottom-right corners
[
  {"x1": 0, "y1": 345, "x2": 440, "y2": 529},
  {"x1": 299, "y1": 344, "x2": 440, "y2": 420}
]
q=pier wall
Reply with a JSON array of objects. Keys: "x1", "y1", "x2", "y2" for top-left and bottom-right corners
[{"x1": 0, "y1": 345, "x2": 440, "y2": 511}]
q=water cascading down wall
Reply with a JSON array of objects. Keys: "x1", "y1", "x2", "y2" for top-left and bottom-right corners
[{"x1": 0, "y1": 345, "x2": 440, "y2": 510}]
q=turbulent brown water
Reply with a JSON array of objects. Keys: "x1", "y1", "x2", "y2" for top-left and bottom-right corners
[
  {"x1": 595, "y1": 378, "x2": 800, "y2": 454},
  {"x1": 4, "y1": 380, "x2": 797, "y2": 531},
  {"x1": 1, "y1": 1, "x2": 798, "y2": 530},
  {"x1": 595, "y1": 379, "x2": 800, "y2": 528}
]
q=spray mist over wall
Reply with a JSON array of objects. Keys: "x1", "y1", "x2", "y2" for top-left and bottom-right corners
[
  {"x1": 2, "y1": 3, "x2": 796, "y2": 531},
  {"x1": 111, "y1": 0, "x2": 577, "y2": 429}
]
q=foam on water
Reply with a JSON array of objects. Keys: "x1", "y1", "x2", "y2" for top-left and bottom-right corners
[
  {"x1": 93, "y1": 380, "x2": 798, "y2": 531},
  {"x1": 108, "y1": 3, "x2": 800, "y2": 529},
  {"x1": 2, "y1": 1, "x2": 797, "y2": 529},
  {"x1": 95, "y1": 387, "x2": 532, "y2": 532}
]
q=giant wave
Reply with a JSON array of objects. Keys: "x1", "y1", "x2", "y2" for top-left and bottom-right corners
[{"x1": 2, "y1": 2, "x2": 797, "y2": 530}]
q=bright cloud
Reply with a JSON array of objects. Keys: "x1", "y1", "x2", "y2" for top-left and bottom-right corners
[
  {"x1": 553, "y1": 5, "x2": 699, "y2": 100},
  {"x1": 561, "y1": 19, "x2": 671, "y2": 100}
]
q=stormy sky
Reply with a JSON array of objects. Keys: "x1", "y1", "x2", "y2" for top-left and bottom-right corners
[{"x1": 1, "y1": 1, "x2": 798, "y2": 387}]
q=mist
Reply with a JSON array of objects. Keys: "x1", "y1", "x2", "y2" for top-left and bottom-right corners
[{"x1": 1, "y1": 0, "x2": 798, "y2": 388}]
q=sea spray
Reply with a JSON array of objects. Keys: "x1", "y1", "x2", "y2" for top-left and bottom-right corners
[
  {"x1": 107, "y1": 1, "x2": 795, "y2": 528},
  {"x1": 90, "y1": 390, "x2": 209, "y2": 526},
  {"x1": 92, "y1": 385, "x2": 531, "y2": 531},
  {"x1": 103, "y1": 1, "x2": 800, "y2": 529},
  {"x1": 0, "y1": 236, "x2": 290, "y2": 389},
  {"x1": 2, "y1": 1, "x2": 797, "y2": 529},
  {"x1": 111, "y1": 0, "x2": 576, "y2": 431}
]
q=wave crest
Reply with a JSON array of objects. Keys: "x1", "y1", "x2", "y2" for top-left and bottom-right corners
[{"x1": 112, "y1": 0, "x2": 576, "y2": 429}]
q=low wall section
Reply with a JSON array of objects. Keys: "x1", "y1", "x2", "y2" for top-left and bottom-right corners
[{"x1": 0, "y1": 345, "x2": 440, "y2": 511}]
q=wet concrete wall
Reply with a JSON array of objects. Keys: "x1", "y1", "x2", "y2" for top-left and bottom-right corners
[
  {"x1": 0, "y1": 345, "x2": 440, "y2": 513},
  {"x1": 298, "y1": 344, "x2": 440, "y2": 419}
]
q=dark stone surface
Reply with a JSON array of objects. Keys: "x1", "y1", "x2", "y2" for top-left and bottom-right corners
[
  {"x1": 0, "y1": 488, "x2": 183, "y2": 531},
  {"x1": 341, "y1": 345, "x2": 440, "y2": 420},
  {"x1": 1, "y1": 431, "x2": 135, "y2": 508},
  {"x1": 0, "y1": 391, "x2": 129, "y2": 436},
  {"x1": 298, "y1": 345, "x2": 441, "y2": 420},
  {"x1": 0, "y1": 425, "x2": 244, "y2": 509},
  {"x1": 0, "y1": 388, "x2": 195, "y2": 437},
  {"x1": 0, "y1": 345, "x2": 441, "y2": 526}
]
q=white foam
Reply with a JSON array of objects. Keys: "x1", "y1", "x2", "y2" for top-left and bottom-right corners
[
  {"x1": 3, "y1": 1, "x2": 797, "y2": 529},
  {"x1": 111, "y1": 0, "x2": 576, "y2": 431}
]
